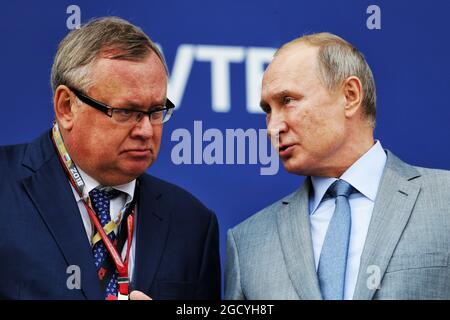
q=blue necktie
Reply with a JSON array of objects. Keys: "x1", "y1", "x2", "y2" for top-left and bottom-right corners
[
  {"x1": 317, "y1": 179, "x2": 354, "y2": 300},
  {"x1": 90, "y1": 188, "x2": 121, "y2": 299}
]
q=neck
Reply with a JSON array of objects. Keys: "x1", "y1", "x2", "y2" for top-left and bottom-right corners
[
  {"x1": 335, "y1": 137, "x2": 375, "y2": 178},
  {"x1": 313, "y1": 126, "x2": 375, "y2": 178}
]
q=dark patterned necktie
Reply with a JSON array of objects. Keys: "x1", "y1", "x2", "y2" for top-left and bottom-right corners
[{"x1": 89, "y1": 187, "x2": 122, "y2": 299}]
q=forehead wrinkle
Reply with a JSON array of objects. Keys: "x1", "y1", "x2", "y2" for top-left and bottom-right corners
[
  {"x1": 264, "y1": 54, "x2": 324, "y2": 101},
  {"x1": 90, "y1": 56, "x2": 167, "y2": 110}
]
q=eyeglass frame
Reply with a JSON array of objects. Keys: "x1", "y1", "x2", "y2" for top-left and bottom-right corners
[{"x1": 68, "y1": 86, "x2": 175, "y2": 125}]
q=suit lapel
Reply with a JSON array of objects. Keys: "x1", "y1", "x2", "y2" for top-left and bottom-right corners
[
  {"x1": 276, "y1": 179, "x2": 322, "y2": 300},
  {"x1": 132, "y1": 176, "x2": 170, "y2": 294},
  {"x1": 21, "y1": 132, "x2": 103, "y2": 300},
  {"x1": 353, "y1": 151, "x2": 421, "y2": 300}
]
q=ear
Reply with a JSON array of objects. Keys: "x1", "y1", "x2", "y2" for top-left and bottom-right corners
[
  {"x1": 342, "y1": 76, "x2": 363, "y2": 118},
  {"x1": 53, "y1": 85, "x2": 77, "y2": 130}
]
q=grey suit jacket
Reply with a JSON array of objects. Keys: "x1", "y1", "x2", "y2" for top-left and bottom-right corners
[{"x1": 225, "y1": 150, "x2": 450, "y2": 299}]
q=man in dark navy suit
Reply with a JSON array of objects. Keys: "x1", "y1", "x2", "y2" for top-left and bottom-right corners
[{"x1": 0, "y1": 17, "x2": 220, "y2": 300}]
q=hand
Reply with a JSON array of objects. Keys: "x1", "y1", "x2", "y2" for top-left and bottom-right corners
[{"x1": 129, "y1": 290, "x2": 152, "y2": 300}]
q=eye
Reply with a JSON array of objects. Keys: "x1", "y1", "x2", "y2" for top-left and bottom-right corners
[
  {"x1": 117, "y1": 109, "x2": 133, "y2": 115},
  {"x1": 150, "y1": 109, "x2": 164, "y2": 120},
  {"x1": 112, "y1": 108, "x2": 135, "y2": 122},
  {"x1": 283, "y1": 96, "x2": 294, "y2": 105}
]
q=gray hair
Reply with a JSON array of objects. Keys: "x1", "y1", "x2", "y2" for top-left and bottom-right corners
[
  {"x1": 277, "y1": 32, "x2": 376, "y2": 128},
  {"x1": 51, "y1": 16, "x2": 168, "y2": 93}
]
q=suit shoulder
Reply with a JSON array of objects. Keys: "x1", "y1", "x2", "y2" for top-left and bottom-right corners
[
  {"x1": 0, "y1": 142, "x2": 28, "y2": 171},
  {"x1": 411, "y1": 166, "x2": 450, "y2": 201},
  {"x1": 140, "y1": 174, "x2": 215, "y2": 219},
  {"x1": 414, "y1": 166, "x2": 450, "y2": 184},
  {"x1": 386, "y1": 151, "x2": 450, "y2": 190},
  {"x1": 415, "y1": 166, "x2": 450, "y2": 177},
  {"x1": 230, "y1": 190, "x2": 297, "y2": 238}
]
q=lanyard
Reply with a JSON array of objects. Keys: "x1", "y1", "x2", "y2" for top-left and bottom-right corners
[{"x1": 51, "y1": 123, "x2": 135, "y2": 300}]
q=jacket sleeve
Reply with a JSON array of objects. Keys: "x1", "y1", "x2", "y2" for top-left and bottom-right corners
[
  {"x1": 195, "y1": 211, "x2": 221, "y2": 299},
  {"x1": 224, "y1": 228, "x2": 245, "y2": 299}
]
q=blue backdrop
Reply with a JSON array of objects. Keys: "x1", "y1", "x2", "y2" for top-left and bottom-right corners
[{"x1": 1, "y1": 0, "x2": 450, "y2": 279}]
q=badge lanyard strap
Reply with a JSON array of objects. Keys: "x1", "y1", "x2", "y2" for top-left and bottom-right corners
[
  {"x1": 82, "y1": 199, "x2": 134, "y2": 297},
  {"x1": 51, "y1": 123, "x2": 134, "y2": 298}
]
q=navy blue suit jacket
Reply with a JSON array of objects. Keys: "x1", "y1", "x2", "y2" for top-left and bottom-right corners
[{"x1": 0, "y1": 131, "x2": 221, "y2": 299}]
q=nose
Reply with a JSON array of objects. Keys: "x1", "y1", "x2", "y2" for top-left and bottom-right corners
[
  {"x1": 267, "y1": 111, "x2": 288, "y2": 139},
  {"x1": 267, "y1": 111, "x2": 287, "y2": 150},
  {"x1": 130, "y1": 115, "x2": 154, "y2": 139}
]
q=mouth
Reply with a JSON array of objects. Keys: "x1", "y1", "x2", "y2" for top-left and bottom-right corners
[
  {"x1": 121, "y1": 148, "x2": 152, "y2": 157},
  {"x1": 278, "y1": 144, "x2": 294, "y2": 157}
]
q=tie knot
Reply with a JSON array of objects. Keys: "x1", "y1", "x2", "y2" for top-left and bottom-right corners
[
  {"x1": 327, "y1": 180, "x2": 353, "y2": 198},
  {"x1": 89, "y1": 187, "x2": 122, "y2": 201}
]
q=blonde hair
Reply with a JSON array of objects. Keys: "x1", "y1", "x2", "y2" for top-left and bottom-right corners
[{"x1": 51, "y1": 16, "x2": 167, "y2": 93}]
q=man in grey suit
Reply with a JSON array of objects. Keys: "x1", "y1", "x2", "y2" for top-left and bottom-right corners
[{"x1": 225, "y1": 32, "x2": 450, "y2": 300}]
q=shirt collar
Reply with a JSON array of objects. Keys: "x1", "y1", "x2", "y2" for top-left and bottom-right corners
[
  {"x1": 74, "y1": 167, "x2": 136, "y2": 205},
  {"x1": 309, "y1": 140, "x2": 387, "y2": 214}
]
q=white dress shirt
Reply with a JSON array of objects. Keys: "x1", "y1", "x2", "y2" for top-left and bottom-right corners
[
  {"x1": 70, "y1": 168, "x2": 137, "y2": 281},
  {"x1": 309, "y1": 141, "x2": 387, "y2": 299}
]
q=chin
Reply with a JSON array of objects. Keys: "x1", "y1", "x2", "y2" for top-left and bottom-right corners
[
  {"x1": 282, "y1": 159, "x2": 308, "y2": 176},
  {"x1": 124, "y1": 159, "x2": 154, "y2": 176},
  {"x1": 284, "y1": 166, "x2": 305, "y2": 176}
]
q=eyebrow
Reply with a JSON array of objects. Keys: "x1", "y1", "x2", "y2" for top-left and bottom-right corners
[
  {"x1": 272, "y1": 90, "x2": 293, "y2": 101},
  {"x1": 116, "y1": 99, "x2": 168, "y2": 111},
  {"x1": 260, "y1": 90, "x2": 293, "y2": 108}
]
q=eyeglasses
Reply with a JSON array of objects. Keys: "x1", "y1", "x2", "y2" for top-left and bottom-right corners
[{"x1": 69, "y1": 87, "x2": 175, "y2": 125}]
